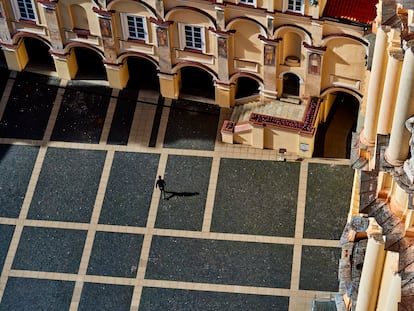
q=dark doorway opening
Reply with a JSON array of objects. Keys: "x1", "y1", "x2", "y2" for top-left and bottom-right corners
[
  {"x1": 180, "y1": 66, "x2": 215, "y2": 100},
  {"x1": 283, "y1": 73, "x2": 300, "y2": 97},
  {"x1": 235, "y1": 77, "x2": 260, "y2": 99},
  {"x1": 313, "y1": 92, "x2": 359, "y2": 159},
  {"x1": 126, "y1": 57, "x2": 159, "y2": 90},
  {"x1": 0, "y1": 49, "x2": 7, "y2": 69},
  {"x1": 74, "y1": 47, "x2": 106, "y2": 80},
  {"x1": 24, "y1": 37, "x2": 55, "y2": 72}
]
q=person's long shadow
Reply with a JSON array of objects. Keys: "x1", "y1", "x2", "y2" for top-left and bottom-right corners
[{"x1": 164, "y1": 191, "x2": 199, "y2": 200}]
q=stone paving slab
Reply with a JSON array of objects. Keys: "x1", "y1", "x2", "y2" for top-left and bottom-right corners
[
  {"x1": 0, "y1": 72, "x2": 59, "y2": 140},
  {"x1": 27, "y1": 147, "x2": 106, "y2": 223},
  {"x1": 0, "y1": 225, "x2": 14, "y2": 272},
  {"x1": 107, "y1": 89, "x2": 139, "y2": 145},
  {"x1": 163, "y1": 99, "x2": 219, "y2": 151},
  {"x1": 139, "y1": 287, "x2": 290, "y2": 311},
  {"x1": 0, "y1": 144, "x2": 38, "y2": 218},
  {"x1": 211, "y1": 159, "x2": 300, "y2": 237},
  {"x1": 299, "y1": 245, "x2": 341, "y2": 292},
  {"x1": 145, "y1": 236, "x2": 293, "y2": 288},
  {"x1": 79, "y1": 283, "x2": 134, "y2": 311},
  {"x1": 12, "y1": 226, "x2": 87, "y2": 273},
  {"x1": 51, "y1": 83, "x2": 111, "y2": 143},
  {"x1": 87, "y1": 231, "x2": 144, "y2": 278},
  {"x1": 99, "y1": 151, "x2": 159, "y2": 227},
  {"x1": 304, "y1": 163, "x2": 354, "y2": 240},
  {"x1": 0, "y1": 277, "x2": 74, "y2": 311},
  {"x1": 155, "y1": 155, "x2": 212, "y2": 231}
]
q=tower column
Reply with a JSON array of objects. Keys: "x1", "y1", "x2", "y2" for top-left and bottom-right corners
[
  {"x1": 385, "y1": 47, "x2": 414, "y2": 166},
  {"x1": 355, "y1": 235, "x2": 386, "y2": 311},
  {"x1": 377, "y1": 48, "x2": 403, "y2": 135},
  {"x1": 362, "y1": 27, "x2": 388, "y2": 145}
]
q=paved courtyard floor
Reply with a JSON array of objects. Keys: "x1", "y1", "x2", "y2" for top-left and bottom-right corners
[{"x1": 0, "y1": 71, "x2": 354, "y2": 310}]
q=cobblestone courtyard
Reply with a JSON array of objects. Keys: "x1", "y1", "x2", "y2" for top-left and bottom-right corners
[{"x1": 0, "y1": 70, "x2": 354, "y2": 310}]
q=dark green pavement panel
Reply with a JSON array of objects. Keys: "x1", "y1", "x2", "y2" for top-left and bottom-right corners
[
  {"x1": 146, "y1": 236, "x2": 293, "y2": 288},
  {"x1": 0, "y1": 68, "x2": 9, "y2": 98},
  {"x1": 27, "y1": 148, "x2": 106, "y2": 223},
  {"x1": 139, "y1": 287, "x2": 289, "y2": 311},
  {"x1": 299, "y1": 246, "x2": 341, "y2": 292},
  {"x1": 0, "y1": 144, "x2": 38, "y2": 218},
  {"x1": 99, "y1": 152, "x2": 159, "y2": 227},
  {"x1": 0, "y1": 72, "x2": 59, "y2": 140},
  {"x1": 51, "y1": 83, "x2": 111, "y2": 143},
  {"x1": 12, "y1": 226, "x2": 86, "y2": 273},
  {"x1": 155, "y1": 155, "x2": 211, "y2": 231},
  {"x1": 163, "y1": 99, "x2": 219, "y2": 151},
  {"x1": 79, "y1": 283, "x2": 134, "y2": 311},
  {"x1": 107, "y1": 88, "x2": 138, "y2": 145},
  {"x1": 211, "y1": 159, "x2": 299, "y2": 237},
  {"x1": 87, "y1": 231, "x2": 144, "y2": 278},
  {"x1": 304, "y1": 163, "x2": 354, "y2": 240},
  {"x1": 0, "y1": 225, "x2": 14, "y2": 272},
  {"x1": 0, "y1": 277, "x2": 74, "y2": 311}
]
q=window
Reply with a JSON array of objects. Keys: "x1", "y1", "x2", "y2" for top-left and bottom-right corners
[
  {"x1": 14, "y1": 0, "x2": 37, "y2": 21},
  {"x1": 287, "y1": 0, "x2": 303, "y2": 13},
  {"x1": 239, "y1": 0, "x2": 256, "y2": 5},
  {"x1": 123, "y1": 14, "x2": 148, "y2": 41},
  {"x1": 184, "y1": 25, "x2": 204, "y2": 50}
]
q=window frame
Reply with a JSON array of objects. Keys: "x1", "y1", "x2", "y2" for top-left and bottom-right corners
[
  {"x1": 12, "y1": 0, "x2": 37, "y2": 22},
  {"x1": 179, "y1": 23, "x2": 206, "y2": 53},
  {"x1": 121, "y1": 13, "x2": 149, "y2": 43},
  {"x1": 287, "y1": 0, "x2": 304, "y2": 14},
  {"x1": 239, "y1": 0, "x2": 256, "y2": 7}
]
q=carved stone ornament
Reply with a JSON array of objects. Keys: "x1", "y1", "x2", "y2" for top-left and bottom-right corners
[
  {"x1": 404, "y1": 115, "x2": 414, "y2": 183},
  {"x1": 93, "y1": 0, "x2": 107, "y2": 9}
]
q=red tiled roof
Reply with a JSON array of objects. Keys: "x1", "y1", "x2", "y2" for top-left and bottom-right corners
[{"x1": 323, "y1": 0, "x2": 379, "y2": 25}]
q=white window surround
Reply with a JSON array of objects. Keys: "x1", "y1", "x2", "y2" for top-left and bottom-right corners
[
  {"x1": 287, "y1": 0, "x2": 304, "y2": 14},
  {"x1": 239, "y1": 0, "x2": 256, "y2": 7},
  {"x1": 178, "y1": 23, "x2": 206, "y2": 53},
  {"x1": 12, "y1": 0, "x2": 37, "y2": 22},
  {"x1": 121, "y1": 13, "x2": 149, "y2": 42}
]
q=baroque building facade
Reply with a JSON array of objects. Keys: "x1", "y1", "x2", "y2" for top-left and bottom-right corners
[
  {"x1": 0, "y1": 0, "x2": 376, "y2": 157},
  {"x1": 340, "y1": 0, "x2": 414, "y2": 310}
]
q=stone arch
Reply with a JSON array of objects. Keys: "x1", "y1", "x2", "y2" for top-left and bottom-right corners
[
  {"x1": 70, "y1": 4, "x2": 89, "y2": 30},
  {"x1": 13, "y1": 34, "x2": 55, "y2": 72},
  {"x1": 108, "y1": 0, "x2": 158, "y2": 19},
  {"x1": 274, "y1": 26, "x2": 311, "y2": 67},
  {"x1": 314, "y1": 88, "x2": 361, "y2": 158},
  {"x1": 122, "y1": 54, "x2": 160, "y2": 90},
  {"x1": 173, "y1": 63, "x2": 217, "y2": 100},
  {"x1": 226, "y1": 17, "x2": 266, "y2": 61},
  {"x1": 229, "y1": 72, "x2": 263, "y2": 99},
  {"x1": 65, "y1": 43, "x2": 106, "y2": 80}
]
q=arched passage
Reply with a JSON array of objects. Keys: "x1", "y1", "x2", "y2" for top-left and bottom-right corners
[
  {"x1": 313, "y1": 92, "x2": 359, "y2": 158},
  {"x1": 283, "y1": 73, "x2": 300, "y2": 97},
  {"x1": 73, "y1": 47, "x2": 106, "y2": 80},
  {"x1": 23, "y1": 37, "x2": 55, "y2": 72},
  {"x1": 235, "y1": 76, "x2": 260, "y2": 99},
  {"x1": 126, "y1": 57, "x2": 159, "y2": 90},
  {"x1": 180, "y1": 66, "x2": 215, "y2": 99},
  {"x1": 0, "y1": 49, "x2": 6, "y2": 69}
]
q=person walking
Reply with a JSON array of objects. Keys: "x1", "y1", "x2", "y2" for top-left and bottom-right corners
[{"x1": 155, "y1": 176, "x2": 166, "y2": 199}]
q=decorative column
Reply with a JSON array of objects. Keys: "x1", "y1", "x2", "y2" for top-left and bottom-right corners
[
  {"x1": 377, "y1": 48, "x2": 403, "y2": 135},
  {"x1": 303, "y1": 43, "x2": 326, "y2": 97},
  {"x1": 385, "y1": 46, "x2": 414, "y2": 166},
  {"x1": 355, "y1": 234, "x2": 386, "y2": 311},
  {"x1": 259, "y1": 35, "x2": 279, "y2": 100},
  {"x1": 150, "y1": 18, "x2": 176, "y2": 98},
  {"x1": 39, "y1": 1, "x2": 64, "y2": 52},
  {"x1": 94, "y1": 8, "x2": 127, "y2": 89},
  {"x1": 361, "y1": 27, "x2": 389, "y2": 146}
]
